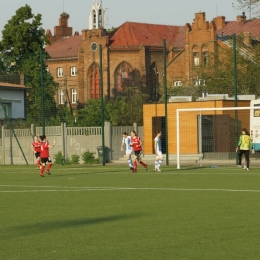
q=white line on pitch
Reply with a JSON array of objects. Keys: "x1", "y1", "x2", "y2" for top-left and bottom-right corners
[{"x1": 1, "y1": 186, "x2": 260, "y2": 193}]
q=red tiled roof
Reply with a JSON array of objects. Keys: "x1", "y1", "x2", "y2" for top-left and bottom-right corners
[
  {"x1": 108, "y1": 22, "x2": 185, "y2": 48},
  {"x1": 0, "y1": 82, "x2": 27, "y2": 89},
  {"x1": 217, "y1": 19, "x2": 260, "y2": 38},
  {"x1": 45, "y1": 35, "x2": 82, "y2": 59}
]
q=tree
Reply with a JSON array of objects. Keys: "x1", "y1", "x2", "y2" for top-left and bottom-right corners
[
  {"x1": 67, "y1": 88, "x2": 148, "y2": 127},
  {"x1": 106, "y1": 26, "x2": 117, "y2": 33},
  {"x1": 234, "y1": 0, "x2": 260, "y2": 18},
  {"x1": 193, "y1": 36, "x2": 260, "y2": 98},
  {"x1": 0, "y1": 4, "x2": 58, "y2": 125}
]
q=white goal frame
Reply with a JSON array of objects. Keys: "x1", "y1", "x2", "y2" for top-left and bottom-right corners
[{"x1": 176, "y1": 106, "x2": 255, "y2": 169}]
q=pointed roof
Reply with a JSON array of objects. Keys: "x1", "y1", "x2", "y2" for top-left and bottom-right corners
[{"x1": 108, "y1": 22, "x2": 185, "y2": 48}]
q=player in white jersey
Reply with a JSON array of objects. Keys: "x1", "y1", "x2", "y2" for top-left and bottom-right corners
[
  {"x1": 121, "y1": 132, "x2": 134, "y2": 170},
  {"x1": 154, "y1": 131, "x2": 163, "y2": 172}
]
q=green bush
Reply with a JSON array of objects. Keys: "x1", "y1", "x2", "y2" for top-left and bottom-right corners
[
  {"x1": 53, "y1": 151, "x2": 64, "y2": 165},
  {"x1": 53, "y1": 151, "x2": 71, "y2": 165},
  {"x1": 81, "y1": 150, "x2": 99, "y2": 164},
  {"x1": 71, "y1": 154, "x2": 80, "y2": 164}
]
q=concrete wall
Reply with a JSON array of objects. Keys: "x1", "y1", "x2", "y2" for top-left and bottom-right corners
[{"x1": 0, "y1": 122, "x2": 142, "y2": 165}]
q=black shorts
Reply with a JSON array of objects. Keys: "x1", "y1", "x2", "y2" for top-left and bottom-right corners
[
  {"x1": 35, "y1": 152, "x2": 41, "y2": 158},
  {"x1": 41, "y1": 157, "x2": 52, "y2": 164},
  {"x1": 134, "y1": 150, "x2": 142, "y2": 158}
]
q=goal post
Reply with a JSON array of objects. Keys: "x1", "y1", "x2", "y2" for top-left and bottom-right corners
[{"x1": 176, "y1": 106, "x2": 258, "y2": 169}]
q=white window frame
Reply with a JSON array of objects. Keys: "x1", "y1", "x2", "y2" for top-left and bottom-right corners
[
  {"x1": 57, "y1": 67, "x2": 63, "y2": 77},
  {"x1": 70, "y1": 66, "x2": 77, "y2": 76},
  {"x1": 72, "y1": 89, "x2": 77, "y2": 104},
  {"x1": 174, "y1": 81, "x2": 182, "y2": 87},
  {"x1": 194, "y1": 79, "x2": 206, "y2": 86},
  {"x1": 58, "y1": 89, "x2": 64, "y2": 104},
  {"x1": 193, "y1": 52, "x2": 199, "y2": 66}
]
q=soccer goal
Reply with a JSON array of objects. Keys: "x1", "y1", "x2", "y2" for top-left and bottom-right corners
[{"x1": 176, "y1": 105, "x2": 259, "y2": 169}]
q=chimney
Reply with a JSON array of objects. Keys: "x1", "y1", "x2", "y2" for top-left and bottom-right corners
[
  {"x1": 237, "y1": 12, "x2": 247, "y2": 23},
  {"x1": 20, "y1": 74, "x2": 25, "y2": 85},
  {"x1": 243, "y1": 32, "x2": 252, "y2": 46},
  {"x1": 59, "y1": 12, "x2": 69, "y2": 27},
  {"x1": 214, "y1": 16, "x2": 226, "y2": 29},
  {"x1": 46, "y1": 29, "x2": 52, "y2": 36}
]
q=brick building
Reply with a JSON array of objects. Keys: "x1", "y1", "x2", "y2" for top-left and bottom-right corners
[{"x1": 45, "y1": 2, "x2": 260, "y2": 109}]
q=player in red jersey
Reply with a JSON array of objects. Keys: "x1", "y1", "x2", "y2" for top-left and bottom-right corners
[
  {"x1": 31, "y1": 136, "x2": 41, "y2": 170},
  {"x1": 39, "y1": 135, "x2": 56, "y2": 177},
  {"x1": 130, "y1": 130, "x2": 148, "y2": 173}
]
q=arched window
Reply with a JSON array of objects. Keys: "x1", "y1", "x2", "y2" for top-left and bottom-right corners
[
  {"x1": 89, "y1": 63, "x2": 100, "y2": 99},
  {"x1": 192, "y1": 45, "x2": 199, "y2": 66},
  {"x1": 114, "y1": 61, "x2": 134, "y2": 95},
  {"x1": 202, "y1": 44, "x2": 209, "y2": 65},
  {"x1": 93, "y1": 10, "x2": 96, "y2": 28}
]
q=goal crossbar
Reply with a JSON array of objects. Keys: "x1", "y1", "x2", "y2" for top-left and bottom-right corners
[{"x1": 176, "y1": 106, "x2": 255, "y2": 169}]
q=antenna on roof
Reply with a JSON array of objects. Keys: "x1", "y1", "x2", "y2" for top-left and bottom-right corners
[
  {"x1": 62, "y1": 0, "x2": 64, "y2": 12},
  {"x1": 249, "y1": 0, "x2": 252, "y2": 19}
]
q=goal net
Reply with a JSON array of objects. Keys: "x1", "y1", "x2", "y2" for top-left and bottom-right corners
[{"x1": 176, "y1": 106, "x2": 259, "y2": 169}]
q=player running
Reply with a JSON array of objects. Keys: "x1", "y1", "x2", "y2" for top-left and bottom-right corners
[
  {"x1": 121, "y1": 132, "x2": 134, "y2": 170},
  {"x1": 154, "y1": 131, "x2": 163, "y2": 172},
  {"x1": 39, "y1": 135, "x2": 56, "y2": 177},
  {"x1": 31, "y1": 136, "x2": 41, "y2": 170},
  {"x1": 130, "y1": 130, "x2": 148, "y2": 173}
]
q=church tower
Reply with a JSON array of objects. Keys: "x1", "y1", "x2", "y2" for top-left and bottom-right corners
[{"x1": 89, "y1": 1, "x2": 106, "y2": 29}]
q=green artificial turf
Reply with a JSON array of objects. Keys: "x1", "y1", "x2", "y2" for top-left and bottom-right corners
[{"x1": 0, "y1": 165, "x2": 260, "y2": 260}]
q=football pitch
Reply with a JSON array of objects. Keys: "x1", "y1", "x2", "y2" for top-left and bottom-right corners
[{"x1": 1, "y1": 164, "x2": 260, "y2": 260}]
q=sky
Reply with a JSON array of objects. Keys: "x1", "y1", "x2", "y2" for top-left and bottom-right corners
[{"x1": 0, "y1": 0, "x2": 245, "y2": 35}]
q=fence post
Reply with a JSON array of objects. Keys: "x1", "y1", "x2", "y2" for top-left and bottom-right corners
[
  {"x1": 133, "y1": 122, "x2": 138, "y2": 133},
  {"x1": 61, "y1": 122, "x2": 66, "y2": 162},
  {"x1": 31, "y1": 124, "x2": 34, "y2": 137},
  {"x1": 2, "y1": 126, "x2": 5, "y2": 165},
  {"x1": 105, "y1": 121, "x2": 112, "y2": 161}
]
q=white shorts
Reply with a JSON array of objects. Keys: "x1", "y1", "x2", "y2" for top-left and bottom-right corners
[
  {"x1": 125, "y1": 149, "x2": 132, "y2": 155},
  {"x1": 156, "y1": 151, "x2": 163, "y2": 160}
]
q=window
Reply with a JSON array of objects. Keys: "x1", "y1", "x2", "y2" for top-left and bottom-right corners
[
  {"x1": 254, "y1": 104, "x2": 260, "y2": 117},
  {"x1": 57, "y1": 68, "x2": 63, "y2": 77},
  {"x1": 174, "y1": 81, "x2": 182, "y2": 86},
  {"x1": 194, "y1": 79, "x2": 206, "y2": 86},
  {"x1": 0, "y1": 103, "x2": 11, "y2": 117},
  {"x1": 193, "y1": 52, "x2": 199, "y2": 66},
  {"x1": 203, "y1": 52, "x2": 208, "y2": 65},
  {"x1": 58, "y1": 89, "x2": 64, "y2": 104},
  {"x1": 115, "y1": 61, "x2": 134, "y2": 94},
  {"x1": 71, "y1": 66, "x2": 77, "y2": 76},
  {"x1": 90, "y1": 64, "x2": 100, "y2": 99},
  {"x1": 72, "y1": 89, "x2": 77, "y2": 103}
]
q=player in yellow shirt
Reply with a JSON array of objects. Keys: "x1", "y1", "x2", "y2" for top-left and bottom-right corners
[{"x1": 237, "y1": 128, "x2": 252, "y2": 171}]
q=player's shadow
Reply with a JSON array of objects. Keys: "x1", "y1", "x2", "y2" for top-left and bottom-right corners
[{"x1": 1, "y1": 213, "x2": 144, "y2": 240}]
